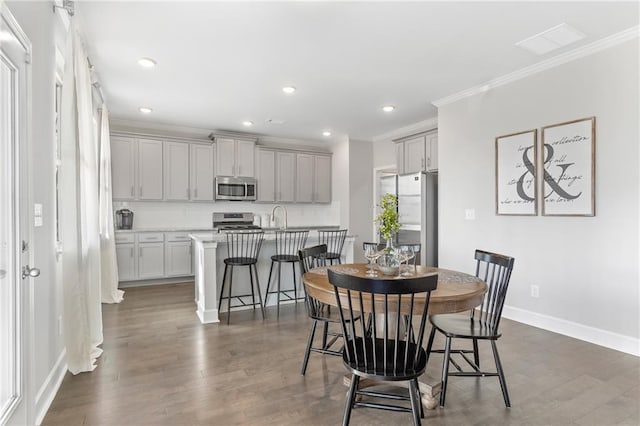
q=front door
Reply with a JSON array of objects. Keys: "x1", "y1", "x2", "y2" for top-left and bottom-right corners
[{"x1": 0, "y1": 5, "x2": 35, "y2": 425}]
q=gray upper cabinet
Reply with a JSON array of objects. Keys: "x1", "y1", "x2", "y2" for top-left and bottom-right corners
[
  {"x1": 111, "y1": 136, "x2": 136, "y2": 200},
  {"x1": 296, "y1": 153, "x2": 314, "y2": 203},
  {"x1": 255, "y1": 149, "x2": 276, "y2": 202},
  {"x1": 137, "y1": 139, "x2": 164, "y2": 200},
  {"x1": 426, "y1": 133, "x2": 438, "y2": 171},
  {"x1": 395, "y1": 130, "x2": 438, "y2": 174},
  {"x1": 295, "y1": 153, "x2": 331, "y2": 203},
  {"x1": 314, "y1": 155, "x2": 331, "y2": 203},
  {"x1": 111, "y1": 136, "x2": 163, "y2": 201},
  {"x1": 164, "y1": 141, "x2": 189, "y2": 201},
  {"x1": 255, "y1": 149, "x2": 296, "y2": 203},
  {"x1": 190, "y1": 143, "x2": 214, "y2": 201},
  {"x1": 214, "y1": 137, "x2": 255, "y2": 178},
  {"x1": 276, "y1": 151, "x2": 296, "y2": 202}
]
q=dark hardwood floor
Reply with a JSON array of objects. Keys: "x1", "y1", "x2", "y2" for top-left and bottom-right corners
[{"x1": 43, "y1": 283, "x2": 639, "y2": 425}]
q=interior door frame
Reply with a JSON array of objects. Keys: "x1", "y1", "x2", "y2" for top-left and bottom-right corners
[{"x1": 0, "y1": 3, "x2": 34, "y2": 425}]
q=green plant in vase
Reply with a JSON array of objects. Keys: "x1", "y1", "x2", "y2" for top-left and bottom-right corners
[{"x1": 375, "y1": 194, "x2": 401, "y2": 275}]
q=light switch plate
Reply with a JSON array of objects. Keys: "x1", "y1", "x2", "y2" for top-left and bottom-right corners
[
  {"x1": 464, "y1": 209, "x2": 476, "y2": 221},
  {"x1": 34, "y1": 203, "x2": 43, "y2": 216},
  {"x1": 34, "y1": 216, "x2": 43, "y2": 227}
]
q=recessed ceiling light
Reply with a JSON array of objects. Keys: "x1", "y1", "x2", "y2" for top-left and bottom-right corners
[
  {"x1": 322, "y1": 131, "x2": 332, "y2": 137},
  {"x1": 139, "y1": 107, "x2": 153, "y2": 114},
  {"x1": 382, "y1": 105, "x2": 395, "y2": 112},
  {"x1": 282, "y1": 86, "x2": 296, "y2": 94},
  {"x1": 242, "y1": 121, "x2": 254, "y2": 127},
  {"x1": 137, "y1": 57, "x2": 157, "y2": 68}
]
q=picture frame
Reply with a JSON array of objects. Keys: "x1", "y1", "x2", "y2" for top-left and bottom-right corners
[
  {"x1": 495, "y1": 129, "x2": 538, "y2": 216},
  {"x1": 541, "y1": 117, "x2": 595, "y2": 216}
]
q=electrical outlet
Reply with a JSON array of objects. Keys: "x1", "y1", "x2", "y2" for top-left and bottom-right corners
[
  {"x1": 530, "y1": 285, "x2": 539, "y2": 298},
  {"x1": 464, "y1": 209, "x2": 476, "y2": 220}
]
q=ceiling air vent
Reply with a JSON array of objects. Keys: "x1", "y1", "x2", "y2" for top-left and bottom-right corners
[{"x1": 516, "y1": 23, "x2": 586, "y2": 55}]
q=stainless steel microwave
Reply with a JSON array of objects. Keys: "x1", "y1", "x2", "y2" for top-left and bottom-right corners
[{"x1": 215, "y1": 176, "x2": 257, "y2": 201}]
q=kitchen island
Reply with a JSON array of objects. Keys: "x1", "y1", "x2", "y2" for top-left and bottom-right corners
[{"x1": 190, "y1": 229, "x2": 355, "y2": 324}]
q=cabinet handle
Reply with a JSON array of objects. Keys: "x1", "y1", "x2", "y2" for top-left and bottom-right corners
[
  {"x1": 130, "y1": 186, "x2": 134, "y2": 197},
  {"x1": 421, "y1": 159, "x2": 424, "y2": 169},
  {"x1": 140, "y1": 186, "x2": 143, "y2": 197},
  {"x1": 427, "y1": 158, "x2": 431, "y2": 167}
]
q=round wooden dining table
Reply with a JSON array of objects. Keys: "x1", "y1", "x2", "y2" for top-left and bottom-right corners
[
  {"x1": 302, "y1": 263, "x2": 487, "y2": 409},
  {"x1": 303, "y1": 263, "x2": 487, "y2": 315}
]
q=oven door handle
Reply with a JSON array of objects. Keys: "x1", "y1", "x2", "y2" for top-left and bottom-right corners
[{"x1": 244, "y1": 183, "x2": 248, "y2": 199}]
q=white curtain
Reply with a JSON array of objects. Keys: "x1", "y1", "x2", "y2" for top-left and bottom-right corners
[
  {"x1": 60, "y1": 24, "x2": 104, "y2": 374},
  {"x1": 99, "y1": 107, "x2": 123, "y2": 303}
]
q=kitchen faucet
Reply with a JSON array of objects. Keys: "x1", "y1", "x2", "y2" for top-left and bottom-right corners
[{"x1": 271, "y1": 205, "x2": 288, "y2": 230}]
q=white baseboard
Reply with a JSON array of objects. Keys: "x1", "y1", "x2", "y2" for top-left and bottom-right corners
[
  {"x1": 34, "y1": 349, "x2": 67, "y2": 425},
  {"x1": 502, "y1": 305, "x2": 640, "y2": 357}
]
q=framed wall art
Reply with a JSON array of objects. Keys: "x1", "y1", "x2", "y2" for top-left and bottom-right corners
[
  {"x1": 495, "y1": 129, "x2": 538, "y2": 216},
  {"x1": 541, "y1": 117, "x2": 595, "y2": 216}
]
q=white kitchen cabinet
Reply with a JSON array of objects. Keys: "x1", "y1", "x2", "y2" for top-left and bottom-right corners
[
  {"x1": 164, "y1": 141, "x2": 190, "y2": 201},
  {"x1": 115, "y1": 231, "x2": 194, "y2": 283},
  {"x1": 256, "y1": 149, "x2": 276, "y2": 202},
  {"x1": 296, "y1": 153, "x2": 314, "y2": 203},
  {"x1": 190, "y1": 143, "x2": 215, "y2": 201},
  {"x1": 111, "y1": 136, "x2": 136, "y2": 200},
  {"x1": 313, "y1": 155, "x2": 331, "y2": 203},
  {"x1": 165, "y1": 242, "x2": 192, "y2": 277},
  {"x1": 137, "y1": 242, "x2": 165, "y2": 279},
  {"x1": 137, "y1": 139, "x2": 164, "y2": 200},
  {"x1": 214, "y1": 137, "x2": 255, "y2": 177},
  {"x1": 276, "y1": 151, "x2": 295, "y2": 202},
  {"x1": 115, "y1": 243, "x2": 136, "y2": 281}
]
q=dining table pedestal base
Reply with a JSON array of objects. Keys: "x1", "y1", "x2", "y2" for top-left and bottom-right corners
[{"x1": 343, "y1": 374, "x2": 441, "y2": 410}]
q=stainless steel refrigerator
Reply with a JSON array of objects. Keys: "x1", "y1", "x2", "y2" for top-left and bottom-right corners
[{"x1": 396, "y1": 172, "x2": 438, "y2": 266}]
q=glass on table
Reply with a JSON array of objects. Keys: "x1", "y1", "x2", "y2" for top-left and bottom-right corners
[
  {"x1": 364, "y1": 245, "x2": 381, "y2": 276},
  {"x1": 399, "y1": 246, "x2": 415, "y2": 277}
]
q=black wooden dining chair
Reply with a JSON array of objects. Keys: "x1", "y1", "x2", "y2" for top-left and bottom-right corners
[
  {"x1": 425, "y1": 249, "x2": 515, "y2": 408},
  {"x1": 319, "y1": 229, "x2": 348, "y2": 264},
  {"x1": 328, "y1": 268, "x2": 438, "y2": 426},
  {"x1": 299, "y1": 244, "x2": 358, "y2": 375}
]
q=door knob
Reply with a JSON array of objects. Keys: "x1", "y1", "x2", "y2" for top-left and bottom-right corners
[{"x1": 22, "y1": 265, "x2": 40, "y2": 279}]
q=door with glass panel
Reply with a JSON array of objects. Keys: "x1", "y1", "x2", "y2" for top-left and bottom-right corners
[{"x1": 1, "y1": 5, "x2": 34, "y2": 424}]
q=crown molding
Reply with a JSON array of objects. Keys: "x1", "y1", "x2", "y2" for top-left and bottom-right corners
[
  {"x1": 372, "y1": 117, "x2": 438, "y2": 142},
  {"x1": 433, "y1": 25, "x2": 640, "y2": 108}
]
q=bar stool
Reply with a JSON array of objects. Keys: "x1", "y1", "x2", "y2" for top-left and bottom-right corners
[
  {"x1": 264, "y1": 230, "x2": 309, "y2": 317},
  {"x1": 218, "y1": 231, "x2": 265, "y2": 325},
  {"x1": 318, "y1": 229, "x2": 347, "y2": 265}
]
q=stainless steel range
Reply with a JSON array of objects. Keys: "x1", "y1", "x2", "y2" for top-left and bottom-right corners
[{"x1": 212, "y1": 212, "x2": 261, "y2": 232}]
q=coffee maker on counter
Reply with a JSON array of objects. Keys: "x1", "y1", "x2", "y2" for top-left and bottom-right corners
[{"x1": 115, "y1": 208, "x2": 134, "y2": 230}]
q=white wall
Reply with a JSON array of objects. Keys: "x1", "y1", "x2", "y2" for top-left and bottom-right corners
[
  {"x1": 331, "y1": 136, "x2": 350, "y2": 229},
  {"x1": 6, "y1": 1, "x2": 68, "y2": 424},
  {"x1": 438, "y1": 39, "x2": 639, "y2": 354},
  {"x1": 348, "y1": 139, "x2": 374, "y2": 262}
]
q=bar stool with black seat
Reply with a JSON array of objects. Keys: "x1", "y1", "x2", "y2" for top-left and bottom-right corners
[
  {"x1": 426, "y1": 249, "x2": 515, "y2": 408},
  {"x1": 218, "y1": 231, "x2": 266, "y2": 325},
  {"x1": 319, "y1": 229, "x2": 348, "y2": 264},
  {"x1": 328, "y1": 268, "x2": 438, "y2": 426},
  {"x1": 264, "y1": 230, "x2": 309, "y2": 318},
  {"x1": 299, "y1": 244, "x2": 361, "y2": 375}
]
